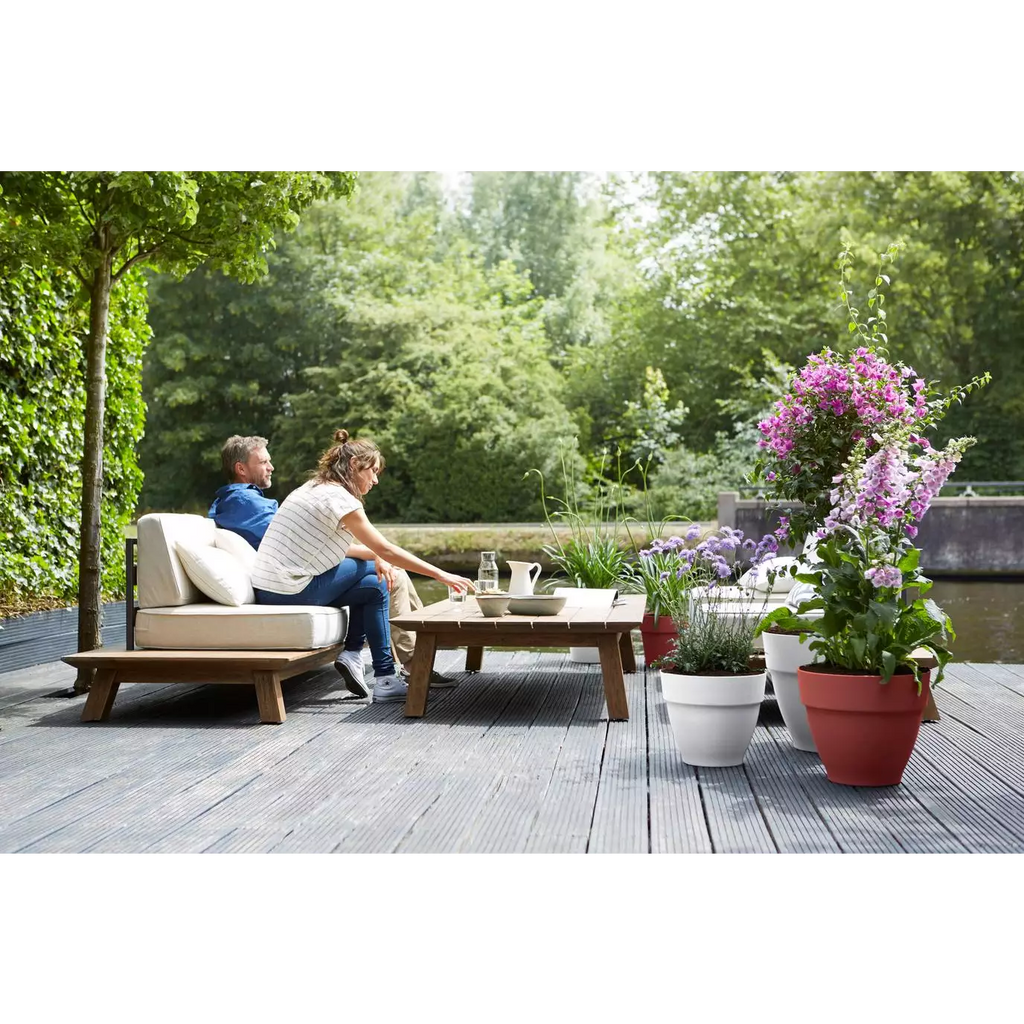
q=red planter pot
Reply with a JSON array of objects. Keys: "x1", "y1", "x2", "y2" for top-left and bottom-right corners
[
  {"x1": 797, "y1": 665, "x2": 931, "y2": 787},
  {"x1": 639, "y1": 613, "x2": 678, "y2": 665}
]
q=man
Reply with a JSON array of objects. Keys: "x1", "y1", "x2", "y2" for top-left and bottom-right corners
[{"x1": 209, "y1": 434, "x2": 454, "y2": 688}]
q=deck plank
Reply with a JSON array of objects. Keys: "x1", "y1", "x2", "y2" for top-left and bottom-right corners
[{"x1": 1, "y1": 650, "x2": 1023, "y2": 854}]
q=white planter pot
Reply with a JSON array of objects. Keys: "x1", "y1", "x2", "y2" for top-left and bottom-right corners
[
  {"x1": 762, "y1": 631, "x2": 818, "y2": 752},
  {"x1": 659, "y1": 669, "x2": 767, "y2": 767},
  {"x1": 554, "y1": 587, "x2": 620, "y2": 664}
]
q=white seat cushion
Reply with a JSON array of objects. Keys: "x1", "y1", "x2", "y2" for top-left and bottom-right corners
[
  {"x1": 176, "y1": 541, "x2": 255, "y2": 607},
  {"x1": 135, "y1": 604, "x2": 347, "y2": 650}
]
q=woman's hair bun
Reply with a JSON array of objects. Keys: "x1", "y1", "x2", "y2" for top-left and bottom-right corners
[{"x1": 334, "y1": 428, "x2": 349, "y2": 444}]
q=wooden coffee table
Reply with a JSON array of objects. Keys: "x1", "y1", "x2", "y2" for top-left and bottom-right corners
[{"x1": 390, "y1": 594, "x2": 646, "y2": 720}]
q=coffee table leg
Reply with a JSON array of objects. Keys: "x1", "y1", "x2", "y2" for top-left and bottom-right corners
[
  {"x1": 618, "y1": 631, "x2": 637, "y2": 674},
  {"x1": 404, "y1": 634, "x2": 437, "y2": 717},
  {"x1": 465, "y1": 646, "x2": 484, "y2": 672},
  {"x1": 597, "y1": 635, "x2": 629, "y2": 720}
]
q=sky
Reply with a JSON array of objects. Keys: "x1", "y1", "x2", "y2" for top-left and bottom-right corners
[{"x1": 437, "y1": 169, "x2": 632, "y2": 216}]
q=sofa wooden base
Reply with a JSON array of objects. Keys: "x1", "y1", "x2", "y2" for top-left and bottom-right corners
[{"x1": 63, "y1": 646, "x2": 344, "y2": 724}]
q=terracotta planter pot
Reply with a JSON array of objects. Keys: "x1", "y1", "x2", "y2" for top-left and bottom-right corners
[
  {"x1": 797, "y1": 665, "x2": 931, "y2": 786},
  {"x1": 639, "y1": 612, "x2": 678, "y2": 666}
]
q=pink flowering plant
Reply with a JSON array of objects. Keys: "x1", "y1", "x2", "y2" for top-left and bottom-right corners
[
  {"x1": 753, "y1": 243, "x2": 990, "y2": 548},
  {"x1": 758, "y1": 422, "x2": 976, "y2": 687},
  {"x1": 754, "y1": 243, "x2": 991, "y2": 688}
]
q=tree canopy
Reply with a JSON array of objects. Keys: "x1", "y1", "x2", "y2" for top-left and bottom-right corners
[
  {"x1": 3, "y1": 170, "x2": 1021, "y2": 620},
  {"x1": 0, "y1": 171, "x2": 357, "y2": 683}
]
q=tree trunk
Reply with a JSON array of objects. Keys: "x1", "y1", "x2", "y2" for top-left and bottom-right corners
[{"x1": 73, "y1": 250, "x2": 114, "y2": 694}]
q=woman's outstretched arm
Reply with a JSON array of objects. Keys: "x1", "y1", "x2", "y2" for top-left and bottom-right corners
[{"x1": 341, "y1": 508, "x2": 474, "y2": 592}]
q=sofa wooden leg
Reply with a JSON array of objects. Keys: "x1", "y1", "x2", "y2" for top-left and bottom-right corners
[
  {"x1": 81, "y1": 668, "x2": 120, "y2": 722},
  {"x1": 254, "y1": 671, "x2": 286, "y2": 724}
]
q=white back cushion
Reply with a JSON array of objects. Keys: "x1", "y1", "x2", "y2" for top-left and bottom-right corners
[
  {"x1": 176, "y1": 541, "x2": 255, "y2": 607},
  {"x1": 214, "y1": 527, "x2": 258, "y2": 571},
  {"x1": 137, "y1": 513, "x2": 218, "y2": 608}
]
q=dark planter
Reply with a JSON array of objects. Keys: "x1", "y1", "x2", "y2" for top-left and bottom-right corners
[
  {"x1": 639, "y1": 612, "x2": 678, "y2": 665},
  {"x1": 0, "y1": 602, "x2": 127, "y2": 674}
]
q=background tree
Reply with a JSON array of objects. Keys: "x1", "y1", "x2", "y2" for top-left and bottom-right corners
[
  {"x1": 598, "y1": 170, "x2": 1022, "y2": 485},
  {"x1": 0, "y1": 171, "x2": 357, "y2": 689},
  {"x1": 808, "y1": 172, "x2": 1024, "y2": 475},
  {"x1": 138, "y1": 170, "x2": 1023, "y2": 530},
  {"x1": 141, "y1": 173, "x2": 588, "y2": 518}
]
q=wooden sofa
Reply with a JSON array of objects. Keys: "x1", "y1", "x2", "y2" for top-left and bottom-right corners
[{"x1": 64, "y1": 513, "x2": 348, "y2": 724}]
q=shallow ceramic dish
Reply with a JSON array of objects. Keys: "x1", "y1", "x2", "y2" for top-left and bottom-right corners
[
  {"x1": 507, "y1": 594, "x2": 568, "y2": 616},
  {"x1": 475, "y1": 594, "x2": 511, "y2": 617}
]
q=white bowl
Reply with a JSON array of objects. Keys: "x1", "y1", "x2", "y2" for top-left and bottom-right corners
[
  {"x1": 475, "y1": 594, "x2": 511, "y2": 617},
  {"x1": 507, "y1": 594, "x2": 568, "y2": 616}
]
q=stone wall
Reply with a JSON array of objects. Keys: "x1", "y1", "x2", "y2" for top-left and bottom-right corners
[{"x1": 718, "y1": 492, "x2": 1024, "y2": 575}]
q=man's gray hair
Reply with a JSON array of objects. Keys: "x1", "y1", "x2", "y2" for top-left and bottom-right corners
[{"x1": 221, "y1": 435, "x2": 269, "y2": 481}]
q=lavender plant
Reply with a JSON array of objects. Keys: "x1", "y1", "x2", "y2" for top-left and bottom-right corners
[
  {"x1": 620, "y1": 526, "x2": 702, "y2": 623},
  {"x1": 618, "y1": 453, "x2": 694, "y2": 622},
  {"x1": 656, "y1": 526, "x2": 781, "y2": 675}
]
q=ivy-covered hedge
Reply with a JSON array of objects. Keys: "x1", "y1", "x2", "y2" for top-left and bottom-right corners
[{"x1": 0, "y1": 264, "x2": 150, "y2": 608}]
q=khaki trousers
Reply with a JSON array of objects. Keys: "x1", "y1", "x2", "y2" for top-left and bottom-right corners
[{"x1": 388, "y1": 569, "x2": 423, "y2": 668}]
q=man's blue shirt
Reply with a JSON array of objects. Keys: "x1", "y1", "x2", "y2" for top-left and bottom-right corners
[{"x1": 208, "y1": 483, "x2": 278, "y2": 549}]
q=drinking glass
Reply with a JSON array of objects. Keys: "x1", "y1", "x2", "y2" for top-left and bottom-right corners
[{"x1": 449, "y1": 587, "x2": 466, "y2": 603}]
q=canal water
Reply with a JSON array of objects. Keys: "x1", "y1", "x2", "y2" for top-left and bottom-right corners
[
  {"x1": 412, "y1": 577, "x2": 1024, "y2": 664},
  {"x1": 929, "y1": 578, "x2": 1024, "y2": 663}
]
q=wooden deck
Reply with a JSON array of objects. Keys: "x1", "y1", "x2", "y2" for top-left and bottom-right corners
[{"x1": 1, "y1": 650, "x2": 1023, "y2": 853}]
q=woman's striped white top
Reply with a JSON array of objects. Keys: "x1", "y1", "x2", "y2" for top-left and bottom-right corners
[{"x1": 251, "y1": 479, "x2": 362, "y2": 594}]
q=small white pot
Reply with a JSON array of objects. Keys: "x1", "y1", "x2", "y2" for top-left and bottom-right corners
[
  {"x1": 660, "y1": 669, "x2": 767, "y2": 767},
  {"x1": 762, "y1": 631, "x2": 818, "y2": 752},
  {"x1": 554, "y1": 587, "x2": 620, "y2": 664}
]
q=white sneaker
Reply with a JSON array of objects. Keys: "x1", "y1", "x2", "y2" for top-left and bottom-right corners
[
  {"x1": 335, "y1": 649, "x2": 371, "y2": 698},
  {"x1": 371, "y1": 674, "x2": 409, "y2": 704}
]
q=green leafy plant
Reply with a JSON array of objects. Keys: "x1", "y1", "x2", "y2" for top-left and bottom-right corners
[
  {"x1": 526, "y1": 439, "x2": 630, "y2": 589},
  {"x1": 619, "y1": 455, "x2": 694, "y2": 621},
  {"x1": 758, "y1": 424, "x2": 974, "y2": 688},
  {"x1": 0, "y1": 171, "x2": 357, "y2": 688}
]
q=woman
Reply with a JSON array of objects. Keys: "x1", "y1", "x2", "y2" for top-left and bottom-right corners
[{"x1": 252, "y1": 429, "x2": 474, "y2": 703}]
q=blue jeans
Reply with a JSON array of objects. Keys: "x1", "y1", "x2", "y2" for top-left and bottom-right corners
[{"x1": 255, "y1": 558, "x2": 395, "y2": 677}]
